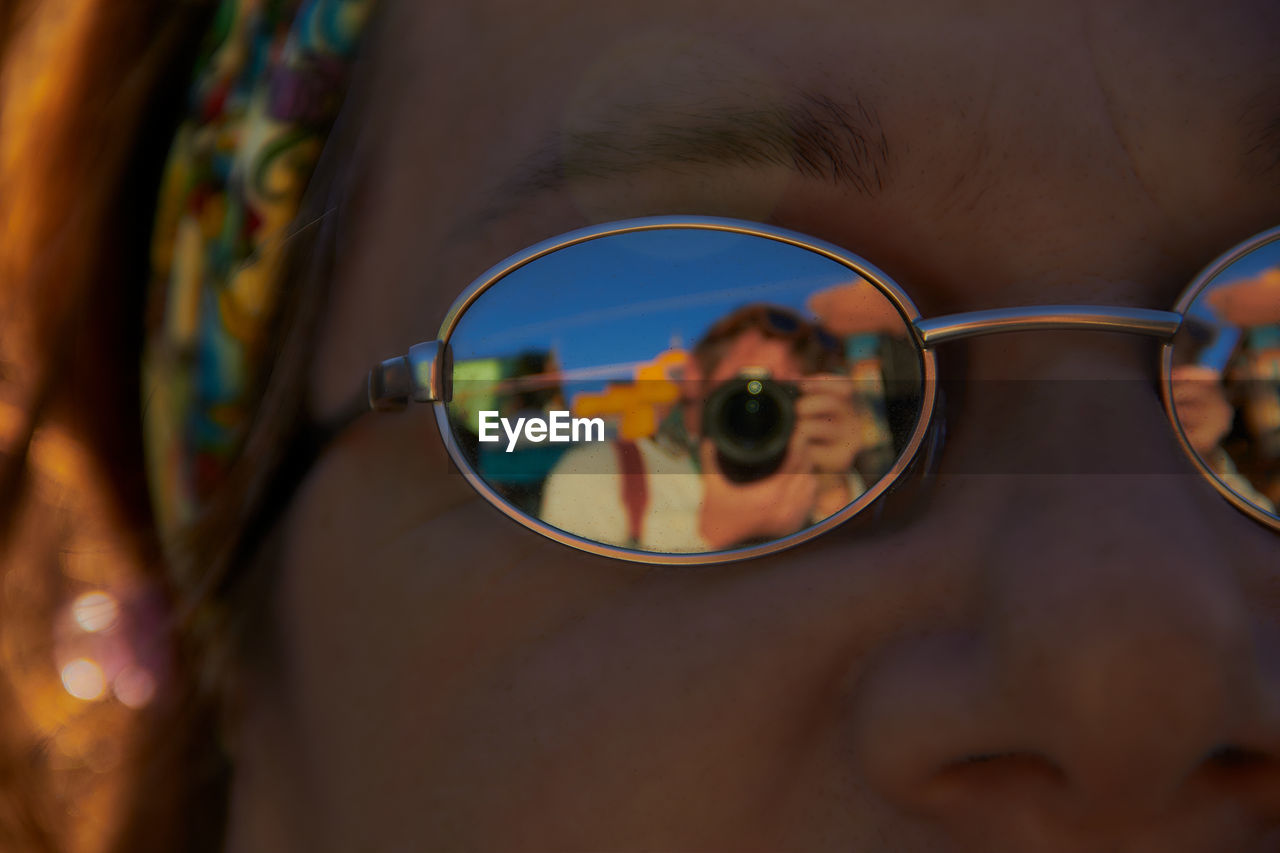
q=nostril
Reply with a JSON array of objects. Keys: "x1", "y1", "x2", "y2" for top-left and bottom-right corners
[
  {"x1": 1195, "y1": 744, "x2": 1280, "y2": 806},
  {"x1": 944, "y1": 750, "x2": 1063, "y2": 772},
  {"x1": 949, "y1": 751, "x2": 1030, "y2": 768},
  {"x1": 1204, "y1": 744, "x2": 1269, "y2": 771},
  {"x1": 1199, "y1": 745, "x2": 1279, "y2": 792},
  {"x1": 933, "y1": 751, "x2": 1067, "y2": 793},
  {"x1": 913, "y1": 751, "x2": 1070, "y2": 824}
]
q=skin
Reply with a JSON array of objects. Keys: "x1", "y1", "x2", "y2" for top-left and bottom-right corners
[
  {"x1": 222, "y1": 0, "x2": 1280, "y2": 851},
  {"x1": 682, "y1": 330, "x2": 864, "y2": 549},
  {"x1": 1170, "y1": 365, "x2": 1234, "y2": 457}
]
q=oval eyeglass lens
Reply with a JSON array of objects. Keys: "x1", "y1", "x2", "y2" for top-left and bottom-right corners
[
  {"x1": 443, "y1": 225, "x2": 925, "y2": 555},
  {"x1": 1169, "y1": 232, "x2": 1280, "y2": 523}
]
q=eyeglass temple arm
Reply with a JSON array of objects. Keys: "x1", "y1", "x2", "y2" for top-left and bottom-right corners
[{"x1": 913, "y1": 306, "x2": 1182, "y2": 347}]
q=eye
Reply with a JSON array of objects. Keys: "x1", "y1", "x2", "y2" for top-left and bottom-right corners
[
  {"x1": 1165, "y1": 225, "x2": 1280, "y2": 527},
  {"x1": 426, "y1": 218, "x2": 937, "y2": 563}
]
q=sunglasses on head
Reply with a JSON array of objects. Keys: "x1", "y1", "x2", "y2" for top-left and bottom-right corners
[
  {"x1": 364, "y1": 216, "x2": 1280, "y2": 564},
  {"x1": 699, "y1": 303, "x2": 845, "y2": 355}
]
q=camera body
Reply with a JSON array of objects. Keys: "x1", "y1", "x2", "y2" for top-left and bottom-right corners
[{"x1": 702, "y1": 369, "x2": 800, "y2": 483}]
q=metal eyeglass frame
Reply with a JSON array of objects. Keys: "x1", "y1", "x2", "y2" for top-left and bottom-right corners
[{"x1": 364, "y1": 216, "x2": 1280, "y2": 565}]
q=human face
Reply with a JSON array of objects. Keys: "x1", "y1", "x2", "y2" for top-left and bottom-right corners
[
  {"x1": 706, "y1": 330, "x2": 809, "y2": 387},
  {"x1": 225, "y1": 1, "x2": 1280, "y2": 851},
  {"x1": 683, "y1": 328, "x2": 808, "y2": 435}
]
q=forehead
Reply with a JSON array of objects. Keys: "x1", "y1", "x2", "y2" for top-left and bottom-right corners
[
  {"x1": 709, "y1": 331, "x2": 805, "y2": 380},
  {"x1": 311, "y1": 0, "x2": 1280, "y2": 411},
  {"x1": 363, "y1": 2, "x2": 1280, "y2": 196}
]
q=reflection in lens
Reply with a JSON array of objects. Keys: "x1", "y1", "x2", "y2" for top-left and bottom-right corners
[
  {"x1": 442, "y1": 225, "x2": 926, "y2": 554},
  {"x1": 1170, "y1": 233, "x2": 1280, "y2": 520},
  {"x1": 703, "y1": 376, "x2": 797, "y2": 483}
]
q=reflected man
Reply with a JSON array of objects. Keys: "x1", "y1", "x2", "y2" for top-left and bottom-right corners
[{"x1": 540, "y1": 304, "x2": 869, "y2": 552}]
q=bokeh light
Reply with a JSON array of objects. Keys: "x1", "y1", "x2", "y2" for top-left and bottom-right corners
[
  {"x1": 112, "y1": 666, "x2": 156, "y2": 709},
  {"x1": 60, "y1": 658, "x2": 106, "y2": 701},
  {"x1": 70, "y1": 590, "x2": 118, "y2": 633}
]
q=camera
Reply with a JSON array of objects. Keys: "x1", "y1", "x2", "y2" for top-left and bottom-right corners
[{"x1": 702, "y1": 371, "x2": 800, "y2": 482}]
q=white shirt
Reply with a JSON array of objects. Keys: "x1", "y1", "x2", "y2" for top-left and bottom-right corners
[
  {"x1": 540, "y1": 438, "x2": 708, "y2": 553},
  {"x1": 539, "y1": 438, "x2": 867, "y2": 553}
]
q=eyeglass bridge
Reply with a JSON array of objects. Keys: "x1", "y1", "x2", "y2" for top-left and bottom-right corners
[{"x1": 913, "y1": 306, "x2": 1182, "y2": 347}]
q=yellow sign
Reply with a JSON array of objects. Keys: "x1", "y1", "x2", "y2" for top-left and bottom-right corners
[{"x1": 572, "y1": 349, "x2": 688, "y2": 439}]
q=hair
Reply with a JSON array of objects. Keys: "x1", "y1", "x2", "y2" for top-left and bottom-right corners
[
  {"x1": 691, "y1": 304, "x2": 848, "y2": 378},
  {"x1": 0, "y1": 3, "x2": 362, "y2": 851}
]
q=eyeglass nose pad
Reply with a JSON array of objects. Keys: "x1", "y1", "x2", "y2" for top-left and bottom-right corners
[
  {"x1": 861, "y1": 386, "x2": 947, "y2": 530},
  {"x1": 919, "y1": 386, "x2": 948, "y2": 476}
]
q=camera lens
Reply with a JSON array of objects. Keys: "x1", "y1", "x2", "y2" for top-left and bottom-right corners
[{"x1": 703, "y1": 377, "x2": 797, "y2": 482}]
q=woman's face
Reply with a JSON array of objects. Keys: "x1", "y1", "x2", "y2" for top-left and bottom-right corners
[{"x1": 226, "y1": 1, "x2": 1280, "y2": 850}]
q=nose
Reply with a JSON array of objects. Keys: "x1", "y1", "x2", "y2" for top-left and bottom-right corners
[{"x1": 851, "y1": 334, "x2": 1280, "y2": 848}]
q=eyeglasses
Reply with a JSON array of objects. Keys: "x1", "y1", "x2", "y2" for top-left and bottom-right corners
[{"x1": 365, "y1": 216, "x2": 1280, "y2": 564}]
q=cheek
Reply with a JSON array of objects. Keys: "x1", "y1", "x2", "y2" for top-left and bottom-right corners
[
  {"x1": 266, "y1": 404, "x2": 960, "y2": 849},
  {"x1": 270, "y1": 420, "x2": 652, "y2": 845},
  {"x1": 271, "y1": 407, "x2": 629, "y2": 752}
]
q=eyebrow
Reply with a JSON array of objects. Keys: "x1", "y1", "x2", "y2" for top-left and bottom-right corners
[
  {"x1": 1240, "y1": 73, "x2": 1280, "y2": 183},
  {"x1": 1245, "y1": 107, "x2": 1280, "y2": 181},
  {"x1": 478, "y1": 91, "x2": 891, "y2": 222}
]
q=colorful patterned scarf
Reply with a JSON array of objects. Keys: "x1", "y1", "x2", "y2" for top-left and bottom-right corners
[{"x1": 144, "y1": 0, "x2": 373, "y2": 540}]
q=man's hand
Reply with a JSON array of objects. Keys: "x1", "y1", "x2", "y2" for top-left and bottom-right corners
[
  {"x1": 807, "y1": 279, "x2": 908, "y2": 336},
  {"x1": 793, "y1": 374, "x2": 863, "y2": 474},
  {"x1": 697, "y1": 440, "x2": 819, "y2": 550},
  {"x1": 1170, "y1": 364, "x2": 1234, "y2": 456},
  {"x1": 1206, "y1": 268, "x2": 1280, "y2": 326}
]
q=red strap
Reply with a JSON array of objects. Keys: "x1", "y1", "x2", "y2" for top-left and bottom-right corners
[{"x1": 614, "y1": 441, "x2": 649, "y2": 545}]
